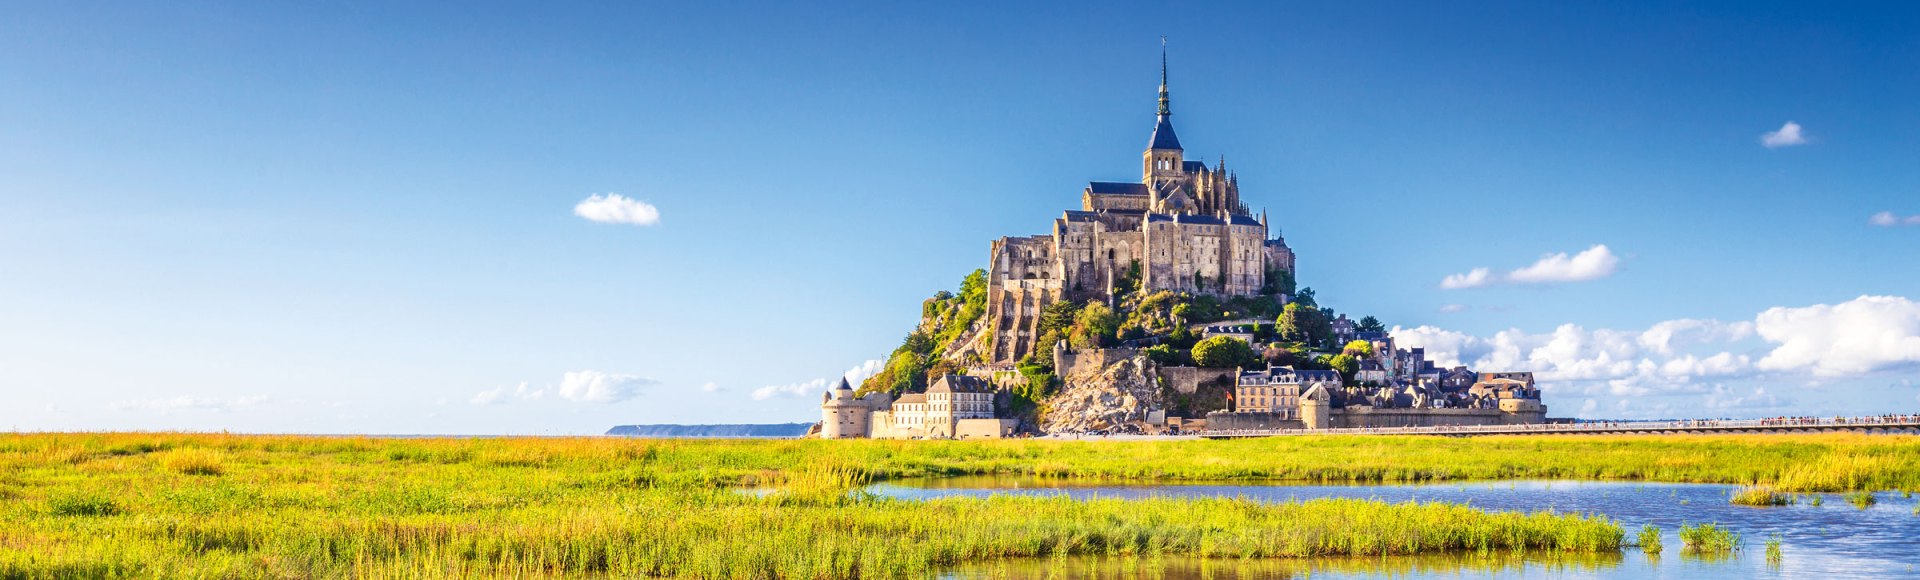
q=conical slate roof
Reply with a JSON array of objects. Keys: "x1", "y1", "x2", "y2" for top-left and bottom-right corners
[{"x1": 1148, "y1": 116, "x2": 1182, "y2": 150}]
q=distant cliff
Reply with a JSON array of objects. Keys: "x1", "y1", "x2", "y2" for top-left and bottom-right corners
[{"x1": 604, "y1": 423, "x2": 813, "y2": 438}]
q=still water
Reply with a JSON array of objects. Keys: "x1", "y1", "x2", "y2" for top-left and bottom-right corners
[{"x1": 869, "y1": 477, "x2": 1920, "y2": 579}]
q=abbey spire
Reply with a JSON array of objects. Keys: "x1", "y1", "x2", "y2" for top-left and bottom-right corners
[{"x1": 1147, "y1": 38, "x2": 1182, "y2": 152}]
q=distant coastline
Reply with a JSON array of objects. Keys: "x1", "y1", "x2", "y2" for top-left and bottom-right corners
[{"x1": 605, "y1": 423, "x2": 812, "y2": 438}]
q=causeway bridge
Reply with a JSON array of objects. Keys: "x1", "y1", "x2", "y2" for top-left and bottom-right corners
[{"x1": 1201, "y1": 415, "x2": 1920, "y2": 438}]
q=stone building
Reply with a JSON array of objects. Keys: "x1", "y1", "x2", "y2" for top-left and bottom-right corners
[
  {"x1": 1234, "y1": 367, "x2": 1340, "y2": 418},
  {"x1": 822, "y1": 374, "x2": 1015, "y2": 440},
  {"x1": 984, "y1": 51, "x2": 1296, "y2": 363},
  {"x1": 1211, "y1": 365, "x2": 1549, "y2": 431}
]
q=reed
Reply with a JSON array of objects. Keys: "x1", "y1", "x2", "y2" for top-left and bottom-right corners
[
  {"x1": 1845, "y1": 490, "x2": 1876, "y2": 509},
  {"x1": 0, "y1": 433, "x2": 1626, "y2": 578},
  {"x1": 1764, "y1": 533, "x2": 1783, "y2": 564},
  {"x1": 1678, "y1": 523, "x2": 1740, "y2": 552},
  {"x1": 1636, "y1": 524, "x2": 1662, "y2": 555},
  {"x1": 1729, "y1": 487, "x2": 1791, "y2": 507}
]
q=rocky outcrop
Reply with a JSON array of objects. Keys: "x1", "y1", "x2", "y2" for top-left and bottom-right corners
[{"x1": 1041, "y1": 355, "x2": 1164, "y2": 434}]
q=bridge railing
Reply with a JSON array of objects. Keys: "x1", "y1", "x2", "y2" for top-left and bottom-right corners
[{"x1": 1207, "y1": 414, "x2": 1920, "y2": 437}]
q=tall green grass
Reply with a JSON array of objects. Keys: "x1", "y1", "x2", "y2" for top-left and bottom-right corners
[
  {"x1": 3, "y1": 431, "x2": 1914, "y2": 576},
  {"x1": 1729, "y1": 487, "x2": 1791, "y2": 507},
  {"x1": 0, "y1": 433, "x2": 1627, "y2": 578},
  {"x1": 1679, "y1": 523, "x2": 1740, "y2": 553},
  {"x1": 1636, "y1": 525, "x2": 1662, "y2": 555}
]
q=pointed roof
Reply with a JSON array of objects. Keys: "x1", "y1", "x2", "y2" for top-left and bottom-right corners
[
  {"x1": 1149, "y1": 116, "x2": 1182, "y2": 151},
  {"x1": 1148, "y1": 40, "x2": 1183, "y2": 151},
  {"x1": 834, "y1": 377, "x2": 853, "y2": 391}
]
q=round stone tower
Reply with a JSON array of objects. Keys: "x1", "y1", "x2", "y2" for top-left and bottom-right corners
[
  {"x1": 819, "y1": 378, "x2": 870, "y2": 439},
  {"x1": 1299, "y1": 384, "x2": 1331, "y2": 430}
]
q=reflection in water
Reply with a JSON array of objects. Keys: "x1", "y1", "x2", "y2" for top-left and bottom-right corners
[
  {"x1": 944, "y1": 552, "x2": 1625, "y2": 580},
  {"x1": 875, "y1": 478, "x2": 1920, "y2": 579}
]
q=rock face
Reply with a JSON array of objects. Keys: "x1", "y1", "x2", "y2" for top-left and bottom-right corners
[{"x1": 1042, "y1": 355, "x2": 1164, "y2": 434}]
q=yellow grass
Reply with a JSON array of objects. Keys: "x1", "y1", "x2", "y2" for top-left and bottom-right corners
[{"x1": 1, "y1": 431, "x2": 1914, "y2": 577}]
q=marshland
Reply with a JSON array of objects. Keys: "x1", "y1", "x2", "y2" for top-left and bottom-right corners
[{"x1": 3, "y1": 432, "x2": 1918, "y2": 578}]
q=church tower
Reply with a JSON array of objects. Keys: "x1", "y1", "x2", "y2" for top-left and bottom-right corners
[{"x1": 1143, "y1": 41, "x2": 1185, "y2": 200}]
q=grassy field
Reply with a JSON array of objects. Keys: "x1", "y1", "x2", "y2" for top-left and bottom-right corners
[{"x1": 1, "y1": 432, "x2": 1914, "y2": 577}]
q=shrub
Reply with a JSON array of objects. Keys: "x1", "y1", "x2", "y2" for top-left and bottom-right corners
[
  {"x1": 1638, "y1": 524, "x2": 1663, "y2": 554},
  {"x1": 1679, "y1": 522, "x2": 1740, "y2": 552},
  {"x1": 1191, "y1": 336, "x2": 1259, "y2": 369},
  {"x1": 1730, "y1": 487, "x2": 1791, "y2": 507}
]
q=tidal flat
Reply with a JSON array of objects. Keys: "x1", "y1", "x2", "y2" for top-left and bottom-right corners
[{"x1": 1, "y1": 433, "x2": 1915, "y2": 578}]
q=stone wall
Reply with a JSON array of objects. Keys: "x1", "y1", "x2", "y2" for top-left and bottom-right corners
[
  {"x1": 1055, "y1": 346, "x2": 1142, "y2": 379},
  {"x1": 1329, "y1": 406, "x2": 1518, "y2": 429},
  {"x1": 1156, "y1": 366, "x2": 1236, "y2": 395},
  {"x1": 1206, "y1": 405, "x2": 1547, "y2": 432},
  {"x1": 1204, "y1": 411, "x2": 1305, "y2": 431},
  {"x1": 954, "y1": 418, "x2": 1018, "y2": 439}
]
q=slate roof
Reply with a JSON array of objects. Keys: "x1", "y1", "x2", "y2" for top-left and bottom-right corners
[
  {"x1": 926, "y1": 374, "x2": 992, "y2": 393},
  {"x1": 1088, "y1": 181, "x2": 1150, "y2": 195},
  {"x1": 1149, "y1": 116, "x2": 1183, "y2": 150},
  {"x1": 1183, "y1": 160, "x2": 1207, "y2": 173}
]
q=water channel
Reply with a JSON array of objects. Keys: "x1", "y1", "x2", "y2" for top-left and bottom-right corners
[{"x1": 869, "y1": 477, "x2": 1920, "y2": 579}]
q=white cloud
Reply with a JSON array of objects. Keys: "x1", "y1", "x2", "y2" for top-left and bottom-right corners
[
  {"x1": 472, "y1": 374, "x2": 653, "y2": 406},
  {"x1": 471, "y1": 382, "x2": 551, "y2": 405},
  {"x1": 1761, "y1": 121, "x2": 1807, "y2": 148},
  {"x1": 557, "y1": 371, "x2": 657, "y2": 403},
  {"x1": 1753, "y1": 295, "x2": 1920, "y2": 376},
  {"x1": 1438, "y1": 303, "x2": 1469, "y2": 313},
  {"x1": 1440, "y1": 268, "x2": 1491, "y2": 289},
  {"x1": 753, "y1": 359, "x2": 886, "y2": 401},
  {"x1": 1705, "y1": 385, "x2": 1785, "y2": 411},
  {"x1": 573, "y1": 193, "x2": 660, "y2": 226},
  {"x1": 1392, "y1": 295, "x2": 1920, "y2": 407},
  {"x1": 1637, "y1": 319, "x2": 1755, "y2": 355},
  {"x1": 1506, "y1": 245, "x2": 1620, "y2": 284},
  {"x1": 844, "y1": 359, "x2": 885, "y2": 384},
  {"x1": 111, "y1": 396, "x2": 270, "y2": 414},
  {"x1": 1870, "y1": 211, "x2": 1920, "y2": 227},
  {"x1": 1440, "y1": 245, "x2": 1619, "y2": 289},
  {"x1": 700, "y1": 382, "x2": 722, "y2": 393}
]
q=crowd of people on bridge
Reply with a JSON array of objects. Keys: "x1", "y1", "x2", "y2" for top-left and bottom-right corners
[{"x1": 1756, "y1": 414, "x2": 1920, "y2": 426}]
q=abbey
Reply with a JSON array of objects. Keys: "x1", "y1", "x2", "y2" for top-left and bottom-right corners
[{"x1": 985, "y1": 52, "x2": 1296, "y2": 363}]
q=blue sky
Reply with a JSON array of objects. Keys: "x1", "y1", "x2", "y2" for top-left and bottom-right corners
[{"x1": 3, "y1": 1, "x2": 1917, "y2": 434}]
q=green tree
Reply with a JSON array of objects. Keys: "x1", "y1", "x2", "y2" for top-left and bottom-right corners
[
  {"x1": 1144, "y1": 343, "x2": 1184, "y2": 366},
  {"x1": 1068, "y1": 301, "x2": 1121, "y2": 349},
  {"x1": 1342, "y1": 339, "x2": 1374, "y2": 359},
  {"x1": 1277, "y1": 303, "x2": 1331, "y2": 347},
  {"x1": 1328, "y1": 353, "x2": 1358, "y2": 384},
  {"x1": 1191, "y1": 336, "x2": 1261, "y2": 369},
  {"x1": 1356, "y1": 315, "x2": 1386, "y2": 333},
  {"x1": 1263, "y1": 267, "x2": 1297, "y2": 296},
  {"x1": 1037, "y1": 301, "x2": 1082, "y2": 337},
  {"x1": 1293, "y1": 287, "x2": 1319, "y2": 308}
]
